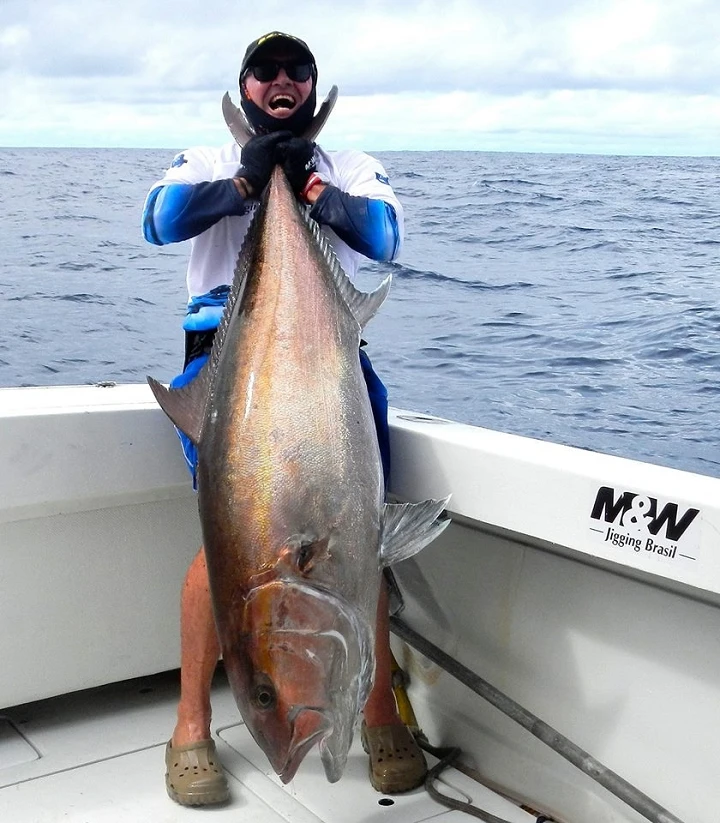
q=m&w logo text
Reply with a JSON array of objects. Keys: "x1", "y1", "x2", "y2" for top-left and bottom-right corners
[{"x1": 589, "y1": 486, "x2": 699, "y2": 562}]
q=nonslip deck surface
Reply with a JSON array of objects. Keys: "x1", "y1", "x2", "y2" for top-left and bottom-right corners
[{"x1": 0, "y1": 670, "x2": 535, "y2": 823}]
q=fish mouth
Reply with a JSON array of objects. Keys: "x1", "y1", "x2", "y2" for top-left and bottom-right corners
[
  {"x1": 278, "y1": 706, "x2": 355, "y2": 784},
  {"x1": 277, "y1": 706, "x2": 331, "y2": 783},
  {"x1": 318, "y1": 718, "x2": 355, "y2": 783}
]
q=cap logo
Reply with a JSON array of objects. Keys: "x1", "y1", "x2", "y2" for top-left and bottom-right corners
[{"x1": 257, "y1": 31, "x2": 296, "y2": 46}]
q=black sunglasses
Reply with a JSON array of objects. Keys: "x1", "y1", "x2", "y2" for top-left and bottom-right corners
[{"x1": 249, "y1": 60, "x2": 314, "y2": 83}]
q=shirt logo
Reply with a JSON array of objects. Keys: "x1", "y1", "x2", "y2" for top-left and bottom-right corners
[{"x1": 171, "y1": 153, "x2": 188, "y2": 168}]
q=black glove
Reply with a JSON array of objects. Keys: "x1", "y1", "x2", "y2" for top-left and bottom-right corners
[
  {"x1": 237, "y1": 131, "x2": 292, "y2": 195},
  {"x1": 276, "y1": 137, "x2": 317, "y2": 194}
]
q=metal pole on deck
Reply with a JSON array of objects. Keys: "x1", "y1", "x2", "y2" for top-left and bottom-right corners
[{"x1": 390, "y1": 616, "x2": 687, "y2": 823}]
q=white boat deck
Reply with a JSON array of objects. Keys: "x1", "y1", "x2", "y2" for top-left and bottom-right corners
[
  {"x1": 2, "y1": 383, "x2": 715, "y2": 820},
  {"x1": 0, "y1": 668, "x2": 537, "y2": 823}
]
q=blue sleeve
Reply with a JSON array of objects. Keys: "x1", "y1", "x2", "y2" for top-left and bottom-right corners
[
  {"x1": 309, "y1": 186, "x2": 401, "y2": 262},
  {"x1": 142, "y1": 179, "x2": 248, "y2": 245}
]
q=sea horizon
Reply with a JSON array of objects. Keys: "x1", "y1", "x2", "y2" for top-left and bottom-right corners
[
  {"x1": 2, "y1": 144, "x2": 719, "y2": 160},
  {"x1": 2, "y1": 146, "x2": 719, "y2": 478}
]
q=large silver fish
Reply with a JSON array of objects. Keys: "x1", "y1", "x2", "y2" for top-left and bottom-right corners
[{"x1": 148, "y1": 92, "x2": 449, "y2": 784}]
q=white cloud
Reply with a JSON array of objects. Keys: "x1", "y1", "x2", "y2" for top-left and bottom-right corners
[{"x1": 1, "y1": 0, "x2": 718, "y2": 153}]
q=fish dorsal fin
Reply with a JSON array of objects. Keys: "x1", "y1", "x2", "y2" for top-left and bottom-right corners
[
  {"x1": 379, "y1": 497, "x2": 452, "y2": 567},
  {"x1": 222, "y1": 86, "x2": 339, "y2": 148},
  {"x1": 298, "y1": 203, "x2": 392, "y2": 328},
  {"x1": 146, "y1": 367, "x2": 210, "y2": 445}
]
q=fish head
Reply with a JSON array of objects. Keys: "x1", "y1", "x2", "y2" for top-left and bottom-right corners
[{"x1": 222, "y1": 577, "x2": 375, "y2": 783}]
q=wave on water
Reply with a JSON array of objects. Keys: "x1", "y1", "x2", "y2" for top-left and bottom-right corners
[
  {"x1": 2, "y1": 147, "x2": 720, "y2": 478},
  {"x1": 380, "y1": 260, "x2": 534, "y2": 292}
]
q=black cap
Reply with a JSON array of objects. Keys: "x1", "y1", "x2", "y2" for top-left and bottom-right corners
[{"x1": 240, "y1": 31, "x2": 317, "y2": 81}]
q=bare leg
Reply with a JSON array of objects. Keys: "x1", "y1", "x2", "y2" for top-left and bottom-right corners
[
  {"x1": 361, "y1": 578, "x2": 427, "y2": 793},
  {"x1": 172, "y1": 547, "x2": 221, "y2": 746},
  {"x1": 165, "y1": 547, "x2": 229, "y2": 806},
  {"x1": 363, "y1": 579, "x2": 401, "y2": 726}
]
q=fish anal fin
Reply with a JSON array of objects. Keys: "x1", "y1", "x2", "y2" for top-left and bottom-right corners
[
  {"x1": 380, "y1": 496, "x2": 451, "y2": 567},
  {"x1": 147, "y1": 374, "x2": 206, "y2": 445}
]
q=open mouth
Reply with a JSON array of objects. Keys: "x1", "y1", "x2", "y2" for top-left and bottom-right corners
[{"x1": 269, "y1": 95, "x2": 296, "y2": 111}]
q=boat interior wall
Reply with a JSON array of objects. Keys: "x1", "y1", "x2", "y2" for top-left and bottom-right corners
[
  {"x1": 0, "y1": 384, "x2": 192, "y2": 524},
  {"x1": 454, "y1": 514, "x2": 720, "y2": 610},
  {"x1": 0, "y1": 498, "x2": 200, "y2": 709},
  {"x1": 0, "y1": 385, "x2": 716, "y2": 822},
  {"x1": 393, "y1": 520, "x2": 715, "y2": 823},
  {"x1": 389, "y1": 409, "x2": 720, "y2": 600},
  {"x1": 0, "y1": 385, "x2": 201, "y2": 709}
]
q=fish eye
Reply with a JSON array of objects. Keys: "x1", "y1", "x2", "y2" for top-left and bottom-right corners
[{"x1": 254, "y1": 683, "x2": 277, "y2": 710}]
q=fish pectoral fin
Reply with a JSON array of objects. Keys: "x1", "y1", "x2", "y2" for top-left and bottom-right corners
[
  {"x1": 147, "y1": 373, "x2": 207, "y2": 445},
  {"x1": 379, "y1": 496, "x2": 452, "y2": 567}
]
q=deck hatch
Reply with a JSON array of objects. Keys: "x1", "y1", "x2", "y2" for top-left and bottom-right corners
[{"x1": 0, "y1": 718, "x2": 39, "y2": 770}]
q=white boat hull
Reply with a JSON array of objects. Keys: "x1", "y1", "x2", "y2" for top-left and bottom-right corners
[{"x1": 2, "y1": 383, "x2": 716, "y2": 822}]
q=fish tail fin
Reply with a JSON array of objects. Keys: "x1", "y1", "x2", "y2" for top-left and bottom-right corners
[
  {"x1": 302, "y1": 86, "x2": 339, "y2": 140},
  {"x1": 379, "y1": 496, "x2": 451, "y2": 566},
  {"x1": 222, "y1": 86, "x2": 338, "y2": 147},
  {"x1": 221, "y1": 92, "x2": 255, "y2": 147}
]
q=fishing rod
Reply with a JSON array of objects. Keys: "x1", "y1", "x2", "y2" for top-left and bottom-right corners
[{"x1": 390, "y1": 616, "x2": 686, "y2": 823}]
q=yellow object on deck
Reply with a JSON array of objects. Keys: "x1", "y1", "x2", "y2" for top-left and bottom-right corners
[{"x1": 390, "y1": 652, "x2": 421, "y2": 734}]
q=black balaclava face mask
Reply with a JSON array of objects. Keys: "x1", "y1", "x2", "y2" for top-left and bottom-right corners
[{"x1": 239, "y1": 73, "x2": 317, "y2": 136}]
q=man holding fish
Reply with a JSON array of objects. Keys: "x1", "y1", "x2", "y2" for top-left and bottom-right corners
[{"x1": 143, "y1": 31, "x2": 442, "y2": 807}]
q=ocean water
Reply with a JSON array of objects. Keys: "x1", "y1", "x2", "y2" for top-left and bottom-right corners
[{"x1": 1, "y1": 147, "x2": 719, "y2": 478}]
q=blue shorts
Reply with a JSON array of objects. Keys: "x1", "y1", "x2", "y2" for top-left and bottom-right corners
[{"x1": 171, "y1": 348, "x2": 390, "y2": 490}]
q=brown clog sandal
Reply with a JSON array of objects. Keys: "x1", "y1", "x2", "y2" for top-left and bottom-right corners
[
  {"x1": 165, "y1": 738, "x2": 230, "y2": 806},
  {"x1": 360, "y1": 722, "x2": 427, "y2": 794}
]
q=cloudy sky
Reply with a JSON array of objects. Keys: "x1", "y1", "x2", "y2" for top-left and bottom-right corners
[{"x1": 2, "y1": 0, "x2": 719, "y2": 155}]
